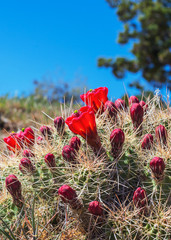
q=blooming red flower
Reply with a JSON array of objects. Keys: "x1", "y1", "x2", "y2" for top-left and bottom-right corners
[
  {"x1": 88, "y1": 201, "x2": 103, "y2": 216},
  {"x1": 54, "y1": 116, "x2": 65, "y2": 135},
  {"x1": 130, "y1": 103, "x2": 143, "y2": 130},
  {"x1": 69, "y1": 136, "x2": 81, "y2": 152},
  {"x1": 45, "y1": 153, "x2": 56, "y2": 168},
  {"x1": 139, "y1": 100, "x2": 148, "y2": 113},
  {"x1": 19, "y1": 158, "x2": 35, "y2": 174},
  {"x1": 104, "y1": 101, "x2": 117, "y2": 120},
  {"x1": 110, "y1": 129, "x2": 125, "y2": 158},
  {"x1": 66, "y1": 106, "x2": 104, "y2": 155},
  {"x1": 4, "y1": 133, "x2": 21, "y2": 152},
  {"x1": 21, "y1": 127, "x2": 35, "y2": 146},
  {"x1": 80, "y1": 87, "x2": 108, "y2": 113},
  {"x1": 115, "y1": 98, "x2": 127, "y2": 111},
  {"x1": 141, "y1": 134, "x2": 153, "y2": 150},
  {"x1": 133, "y1": 187, "x2": 147, "y2": 209},
  {"x1": 155, "y1": 125, "x2": 168, "y2": 146},
  {"x1": 129, "y1": 96, "x2": 139, "y2": 106},
  {"x1": 150, "y1": 157, "x2": 165, "y2": 180}
]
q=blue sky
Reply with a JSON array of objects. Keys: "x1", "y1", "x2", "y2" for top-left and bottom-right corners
[{"x1": 0, "y1": 0, "x2": 167, "y2": 100}]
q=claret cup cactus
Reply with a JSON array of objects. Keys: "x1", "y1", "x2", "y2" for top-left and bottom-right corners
[{"x1": 1, "y1": 87, "x2": 171, "y2": 240}]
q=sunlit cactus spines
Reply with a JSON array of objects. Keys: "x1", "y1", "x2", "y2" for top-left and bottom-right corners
[
  {"x1": 19, "y1": 158, "x2": 35, "y2": 175},
  {"x1": 130, "y1": 103, "x2": 143, "y2": 133},
  {"x1": 54, "y1": 116, "x2": 65, "y2": 135},
  {"x1": 110, "y1": 128, "x2": 125, "y2": 158},
  {"x1": 22, "y1": 149, "x2": 35, "y2": 158},
  {"x1": 155, "y1": 124, "x2": 168, "y2": 146},
  {"x1": 36, "y1": 135, "x2": 44, "y2": 144},
  {"x1": 40, "y1": 125, "x2": 52, "y2": 138},
  {"x1": 104, "y1": 100, "x2": 117, "y2": 120},
  {"x1": 115, "y1": 98, "x2": 127, "y2": 111},
  {"x1": 62, "y1": 145, "x2": 76, "y2": 163},
  {"x1": 65, "y1": 106, "x2": 105, "y2": 156},
  {"x1": 150, "y1": 157, "x2": 165, "y2": 182},
  {"x1": 88, "y1": 201, "x2": 103, "y2": 216},
  {"x1": 129, "y1": 95, "x2": 139, "y2": 106},
  {"x1": 44, "y1": 153, "x2": 56, "y2": 169},
  {"x1": 141, "y1": 134, "x2": 153, "y2": 150},
  {"x1": 69, "y1": 136, "x2": 81, "y2": 152},
  {"x1": 80, "y1": 87, "x2": 108, "y2": 113},
  {"x1": 133, "y1": 187, "x2": 148, "y2": 209},
  {"x1": 5, "y1": 175, "x2": 24, "y2": 207}
]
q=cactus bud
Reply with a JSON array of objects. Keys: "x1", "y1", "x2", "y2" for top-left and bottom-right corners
[
  {"x1": 62, "y1": 145, "x2": 76, "y2": 162},
  {"x1": 45, "y1": 153, "x2": 56, "y2": 169},
  {"x1": 5, "y1": 175, "x2": 23, "y2": 207},
  {"x1": 141, "y1": 134, "x2": 153, "y2": 150},
  {"x1": 54, "y1": 116, "x2": 65, "y2": 135},
  {"x1": 69, "y1": 136, "x2": 81, "y2": 152},
  {"x1": 88, "y1": 201, "x2": 103, "y2": 216},
  {"x1": 129, "y1": 96, "x2": 139, "y2": 106},
  {"x1": 139, "y1": 100, "x2": 148, "y2": 113},
  {"x1": 115, "y1": 98, "x2": 127, "y2": 111},
  {"x1": 58, "y1": 185, "x2": 82, "y2": 209},
  {"x1": 110, "y1": 129, "x2": 125, "y2": 158},
  {"x1": 150, "y1": 157, "x2": 165, "y2": 181},
  {"x1": 133, "y1": 187, "x2": 147, "y2": 209},
  {"x1": 40, "y1": 126, "x2": 52, "y2": 138},
  {"x1": 22, "y1": 149, "x2": 35, "y2": 158},
  {"x1": 130, "y1": 103, "x2": 143, "y2": 131},
  {"x1": 155, "y1": 125, "x2": 168, "y2": 146},
  {"x1": 104, "y1": 101, "x2": 117, "y2": 120},
  {"x1": 19, "y1": 158, "x2": 35, "y2": 174}
]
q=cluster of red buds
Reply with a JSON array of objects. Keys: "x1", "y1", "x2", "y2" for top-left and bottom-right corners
[
  {"x1": 150, "y1": 157, "x2": 165, "y2": 182},
  {"x1": 104, "y1": 101, "x2": 117, "y2": 121},
  {"x1": 141, "y1": 134, "x2": 153, "y2": 150},
  {"x1": 130, "y1": 103, "x2": 143, "y2": 133},
  {"x1": 155, "y1": 125, "x2": 168, "y2": 146},
  {"x1": 115, "y1": 98, "x2": 127, "y2": 111},
  {"x1": 40, "y1": 125, "x2": 52, "y2": 139},
  {"x1": 54, "y1": 116, "x2": 65, "y2": 135},
  {"x1": 110, "y1": 128, "x2": 125, "y2": 158},
  {"x1": 45, "y1": 153, "x2": 56, "y2": 169},
  {"x1": 133, "y1": 187, "x2": 147, "y2": 210},
  {"x1": 19, "y1": 158, "x2": 35, "y2": 175},
  {"x1": 5, "y1": 175, "x2": 24, "y2": 207}
]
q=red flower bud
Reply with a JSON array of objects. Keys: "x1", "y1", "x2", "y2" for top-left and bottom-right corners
[
  {"x1": 62, "y1": 145, "x2": 76, "y2": 162},
  {"x1": 19, "y1": 158, "x2": 35, "y2": 174},
  {"x1": 115, "y1": 98, "x2": 127, "y2": 111},
  {"x1": 22, "y1": 127, "x2": 35, "y2": 147},
  {"x1": 5, "y1": 175, "x2": 23, "y2": 207},
  {"x1": 129, "y1": 96, "x2": 139, "y2": 106},
  {"x1": 141, "y1": 134, "x2": 153, "y2": 150},
  {"x1": 69, "y1": 136, "x2": 81, "y2": 152},
  {"x1": 139, "y1": 101, "x2": 148, "y2": 113},
  {"x1": 150, "y1": 157, "x2": 165, "y2": 180},
  {"x1": 36, "y1": 136, "x2": 44, "y2": 145},
  {"x1": 104, "y1": 101, "x2": 117, "y2": 119},
  {"x1": 88, "y1": 201, "x2": 103, "y2": 216},
  {"x1": 110, "y1": 129, "x2": 125, "y2": 158},
  {"x1": 22, "y1": 149, "x2": 35, "y2": 158},
  {"x1": 54, "y1": 116, "x2": 65, "y2": 135},
  {"x1": 130, "y1": 103, "x2": 143, "y2": 130},
  {"x1": 155, "y1": 125, "x2": 168, "y2": 146},
  {"x1": 40, "y1": 126, "x2": 52, "y2": 138},
  {"x1": 133, "y1": 187, "x2": 147, "y2": 209},
  {"x1": 80, "y1": 87, "x2": 108, "y2": 113},
  {"x1": 45, "y1": 153, "x2": 56, "y2": 168}
]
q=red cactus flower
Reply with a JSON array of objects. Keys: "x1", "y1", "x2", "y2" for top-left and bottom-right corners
[
  {"x1": 54, "y1": 116, "x2": 65, "y2": 135},
  {"x1": 21, "y1": 127, "x2": 35, "y2": 146},
  {"x1": 155, "y1": 125, "x2": 168, "y2": 146},
  {"x1": 45, "y1": 153, "x2": 56, "y2": 168},
  {"x1": 66, "y1": 106, "x2": 104, "y2": 155},
  {"x1": 80, "y1": 87, "x2": 108, "y2": 113},
  {"x1": 58, "y1": 185, "x2": 82, "y2": 209},
  {"x1": 115, "y1": 98, "x2": 127, "y2": 111},
  {"x1": 150, "y1": 157, "x2": 165, "y2": 180},
  {"x1": 139, "y1": 101, "x2": 148, "y2": 113},
  {"x1": 62, "y1": 145, "x2": 76, "y2": 162},
  {"x1": 40, "y1": 126, "x2": 52, "y2": 138},
  {"x1": 19, "y1": 158, "x2": 35, "y2": 174},
  {"x1": 129, "y1": 96, "x2": 139, "y2": 106},
  {"x1": 36, "y1": 136, "x2": 44, "y2": 145},
  {"x1": 141, "y1": 134, "x2": 153, "y2": 150},
  {"x1": 110, "y1": 129, "x2": 125, "y2": 158},
  {"x1": 22, "y1": 149, "x2": 35, "y2": 158},
  {"x1": 4, "y1": 133, "x2": 21, "y2": 152},
  {"x1": 69, "y1": 136, "x2": 81, "y2": 152},
  {"x1": 5, "y1": 175, "x2": 23, "y2": 207},
  {"x1": 88, "y1": 201, "x2": 103, "y2": 216},
  {"x1": 104, "y1": 101, "x2": 117, "y2": 120},
  {"x1": 133, "y1": 187, "x2": 147, "y2": 209},
  {"x1": 130, "y1": 103, "x2": 143, "y2": 131}
]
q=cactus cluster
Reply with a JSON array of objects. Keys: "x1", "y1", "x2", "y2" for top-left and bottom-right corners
[{"x1": 0, "y1": 87, "x2": 170, "y2": 240}]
